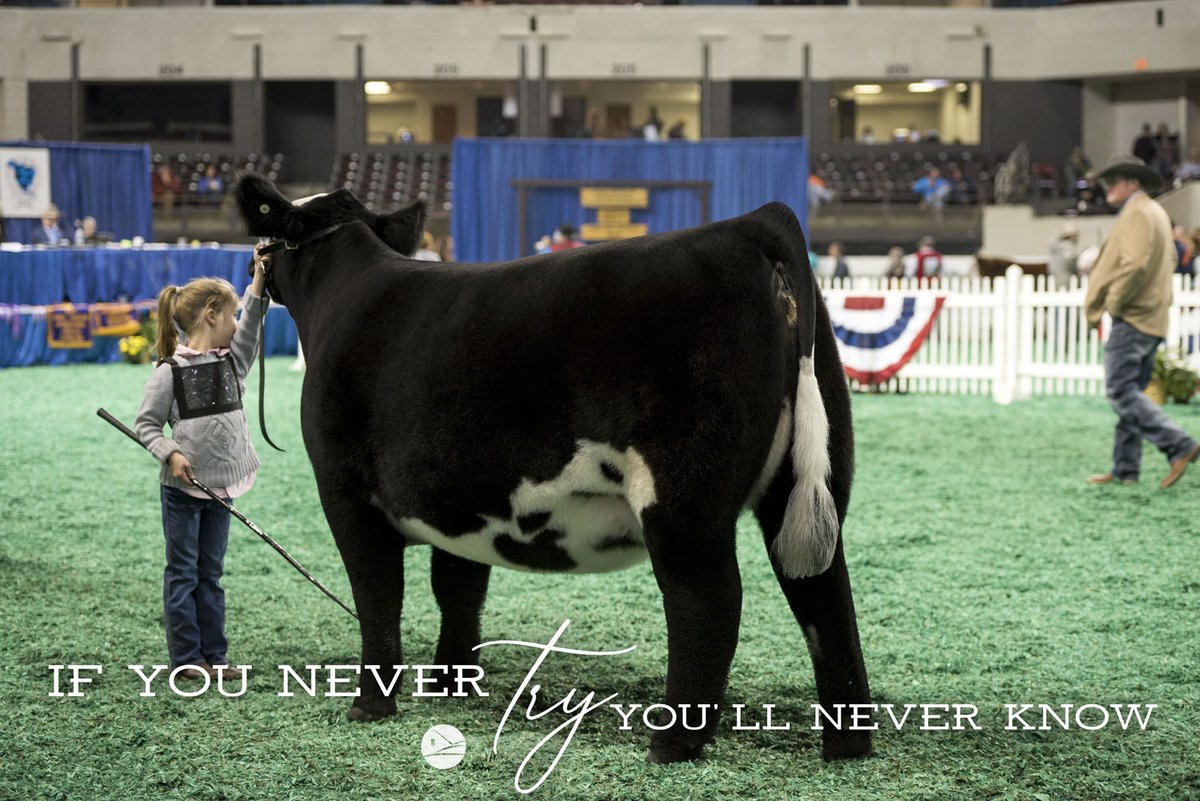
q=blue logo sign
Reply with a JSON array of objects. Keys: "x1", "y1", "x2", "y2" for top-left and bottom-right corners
[{"x1": 7, "y1": 159, "x2": 37, "y2": 194}]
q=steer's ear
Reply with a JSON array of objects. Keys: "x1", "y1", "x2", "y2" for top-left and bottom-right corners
[
  {"x1": 375, "y1": 199, "x2": 427, "y2": 257},
  {"x1": 236, "y1": 173, "x2": 304, "y2": 240}
]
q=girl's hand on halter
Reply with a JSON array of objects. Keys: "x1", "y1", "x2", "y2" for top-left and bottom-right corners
[
  {"x1": 250, "y1": 243, "x2": 269, "y2": 297},
  {"x1": 167, "y1": 451, "x2": 195, "y2": 483}
]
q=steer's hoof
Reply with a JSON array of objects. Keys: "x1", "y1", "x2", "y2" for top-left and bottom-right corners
[
  {"x1": 645, "y1": 742, "x2": 705, "y2": 765},
  {"x1": 347, "y1": 699, "x2": 396, "y2": 723},
  {"x1": 821, "y1": 731, "x2": 873, "y2": 761}
]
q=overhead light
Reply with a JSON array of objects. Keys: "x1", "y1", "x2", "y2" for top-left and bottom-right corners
[
  {"x1": 955, "y1": 82, "x2": 969, "y2": 92},
  {"x1": 853, "y1": 84, "x2": 882, "y2": 94},
  {"x1": 364, "y1": 81, "x2": 392, "y2": 96},
  {"x1": 907, "y1": 82, "x2": 939, "y2": 93}
]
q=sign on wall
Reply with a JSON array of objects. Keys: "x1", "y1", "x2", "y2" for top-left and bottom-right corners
[{"x1": 0, "y1": 147, "x2": 53, "y2": 219}]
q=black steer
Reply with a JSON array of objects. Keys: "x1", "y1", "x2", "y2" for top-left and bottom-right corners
[{"x1": 237, "y1": 175, "x2": 872, "y2": 765}]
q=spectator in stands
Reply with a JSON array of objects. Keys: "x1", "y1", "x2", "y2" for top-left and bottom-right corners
[
  {"x1": 907, "y1": 124, "x2": 922, "y2": 143},
  {"x1": 946, "y1": 165, "x2": 974, "y2": 204},
  {"x1": 912, "y1": 167, "x2": 951, "y2": 223},
  {"x1": 30, "y1": 204, "x2": 65, "y2": 246},
  {"x1": 860, "y1": 126, "x2": 876, "y2": 145},
  {"x1": 582, "y1": 109, "x2": 602, "y2": 139},
  {"x1": 667, "y1": 116, "x2": 688, "y2": 140},
  {"x1": 550, "y1": 224, "x2": 585, "y2": 251},
  {"x1": 1173, "y1": 225, "x2": 1193, "y2": 275},
  {"x1": 1064, "y1": 147, "x2": 1092, "y2": 198},
  {"x1": 1175, "y1": 148, "x2": 1200, "y2": 184},
  {"x1": 808, "y1": 174, "x2": 834, "y2": 211},
  {"x1": 152, "y1": 165, "x2": 181, "y2": 209},
  {"x1": 641, "y1": 107, "x2": 663, "y2": 141},
  {"x1": 1152, "y1": 123, "x2": 1178, "y2": 183},
  {"x1": 827, "y1": 241, "x2": 850, "y2": 279},
  {"x1": 80, "y1": 216, "x2": 99, "y2": 245},
  {"x1": 1084, "y1": 155, "x2": 1199, "y2": 488},
  {"x1": 1132, "y1": 123, "x2": 1156, "y2": 165},
  {"x1": 196, "y1": 165, "x2": 224, "y2": 197},
  {"x1": 884, "y1": 245, "x2": 906, "y2": 279},
  {"x1": 413, "y1": 231, "x2": 441, "y2": 262},
  {"x1": 909, "y1": 236, "x2": 943, "y2": 280},
  {"x1": 1048, "y1": 223, "x2": 1080, "y2": 289}
]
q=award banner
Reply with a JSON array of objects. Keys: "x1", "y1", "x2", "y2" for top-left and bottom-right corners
[
  {"x1": 0, "y1": 147, "x2": 52, "y2": 219},
  {"x1": 47, "y1": 304, "x2": 92, "y2": 350},
  {"x1": 89, "y1": 303, "x2": 141, "y2": 337}
]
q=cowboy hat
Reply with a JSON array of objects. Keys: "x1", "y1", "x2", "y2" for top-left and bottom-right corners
[{"x1": 1091, "y1": 155, "x2": 1162, "y2": 191}]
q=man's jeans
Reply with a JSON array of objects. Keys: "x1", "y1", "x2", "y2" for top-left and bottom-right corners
[
  {"x1": 161, "y1": 486, "x2": 230, "y2": 667},
  {"x1": 1104, "y1": 319, "x2": 1196, "y2": 480}
]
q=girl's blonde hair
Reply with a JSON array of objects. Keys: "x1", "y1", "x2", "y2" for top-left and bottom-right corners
[{"x1": 155, "y1": 277, "x2": 239, "y2": 362}]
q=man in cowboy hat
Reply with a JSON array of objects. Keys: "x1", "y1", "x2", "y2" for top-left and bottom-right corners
[
  {"x1": 1084, "y1": 155, "x2": 1200, "y2": 488},
  {"x1": 30, "y1": 203, "x2": 66, "y2": 246}
]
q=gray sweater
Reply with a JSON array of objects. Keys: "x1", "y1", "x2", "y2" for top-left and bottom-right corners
[{"x1": 135, "y1": 288, "x2": 268, "y2": 490}]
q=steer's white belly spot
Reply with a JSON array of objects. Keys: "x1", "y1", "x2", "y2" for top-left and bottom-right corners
[{"x1": 373, "y1": 441, "x2": 656, "y2": 574}]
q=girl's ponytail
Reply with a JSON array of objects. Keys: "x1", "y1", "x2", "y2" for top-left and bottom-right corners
[{"x1": 156, "y1": 284, "x2": 179, "y2": 363}]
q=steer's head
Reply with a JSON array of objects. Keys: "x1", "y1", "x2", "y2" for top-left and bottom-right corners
[
  {"x1": 236, "y1": 173, "x2": 426, "y2": 257},
  {"x1": 235, "y1": 173, "x2": 427, "y2": 307}
]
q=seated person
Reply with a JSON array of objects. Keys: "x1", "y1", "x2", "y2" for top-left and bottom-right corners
[
  {"x1": 1175, "y1": 149, "x2": 1200, "y2": 184},
  {"x1": 30, "y1": 204, "x2": 66, "y2": 245},
  {"x1": 196, "y1": 165, "x2": 225, "y2": 196},
  {"x1": 151, "y1": 165, "x2": 181, "y2": 208},
  {"x1": 912, "y1": 168, "x2": 951, "y2": 209}
]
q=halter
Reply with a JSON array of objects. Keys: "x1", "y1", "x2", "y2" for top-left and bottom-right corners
[{"x1": 253, "y1": 219, "x2": 357, "y2": 453}]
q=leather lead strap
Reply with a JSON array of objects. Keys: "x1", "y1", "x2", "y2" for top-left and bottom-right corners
[{"x1": 258, "y1": 295, "x2": 285, "y2": 452}]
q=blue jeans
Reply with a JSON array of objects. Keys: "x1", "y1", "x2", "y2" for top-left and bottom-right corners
[
  {"x1": 1104, "y1": 319, "x2": 1197, "y2": 480},
  {"x1": 160, "y1": 485, "x2": 230, "y2": 667}
]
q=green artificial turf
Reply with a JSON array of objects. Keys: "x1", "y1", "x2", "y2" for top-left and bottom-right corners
[{"x1": 2, "y1": 359, "x2": 1199, "y2": 800}]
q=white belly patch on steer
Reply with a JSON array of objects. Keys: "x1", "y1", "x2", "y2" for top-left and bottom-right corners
[{"x1": 371, "y1": 441, "x2": 658, "y2": 574}]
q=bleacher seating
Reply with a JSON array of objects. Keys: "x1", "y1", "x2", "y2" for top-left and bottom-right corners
[
  {"x1": 151, "y1": 151, "x2": 285, "y2": 204},
  {"x1": 810, "y1": 149, "x2": 1001, "y2": 204},
  {"x1": 330, "y1": 150, "x2": 454, "y2": 216},
  {"x1": 327, "y1": 147, "x2": 1001, "y2": 218}
]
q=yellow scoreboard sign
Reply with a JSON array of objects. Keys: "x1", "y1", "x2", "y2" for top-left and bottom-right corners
[
  {"x1": 580, "y1": 187, "x2": 649, "y2": 241},
  {"x1": 580, "y1": 188, "x2": 649, "y2": 208}
]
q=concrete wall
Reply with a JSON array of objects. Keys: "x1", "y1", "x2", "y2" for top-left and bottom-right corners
[
  {"x1": 1, "y1": 2, "x2": 1197, "y2": 87},
  {"x1": 990, "y1": 80, "x2": 1082, "y2": 171}
]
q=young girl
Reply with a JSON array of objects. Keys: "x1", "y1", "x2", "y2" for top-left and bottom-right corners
[{"x1": 135, "y1": 250, "x2": 268, "y2": 679}]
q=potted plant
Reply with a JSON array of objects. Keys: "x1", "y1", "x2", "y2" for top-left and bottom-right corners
[
  {"x1": 118, "y1": 314, "x2": 158, "y2": 365},
  {"x1": 1147, "y1": 347, "x2": 1200, "y2": 404}
]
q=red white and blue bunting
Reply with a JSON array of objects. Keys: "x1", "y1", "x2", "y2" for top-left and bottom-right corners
[{"x1": 827, "y1": 295, "x2": 947, "y2": 384}]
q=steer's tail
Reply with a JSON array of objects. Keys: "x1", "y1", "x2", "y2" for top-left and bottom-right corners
[{"x1": 745, "y1": 202, "x2": 840, "y2": 579}]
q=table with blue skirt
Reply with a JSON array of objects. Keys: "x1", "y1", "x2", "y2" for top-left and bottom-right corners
[{"x1": 0, "y1": 245, "x2": 299, "y2": 368}]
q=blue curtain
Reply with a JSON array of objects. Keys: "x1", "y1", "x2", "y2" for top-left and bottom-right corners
[
  {"x1": 2, "y1": 141, "x2": 153, "y2": 245},
  {"x1": 451, "y1": 138, "x2": 809, "y2": 263},
  {"x1": 0, "y1": 246, "x2": 259, "y2": 305},
  {"x1": 0, "y1": 245, "x2": 299, "y2": 368},
  {"x1": 0, "y1": 308, "x2": 297, "y2": 368}
]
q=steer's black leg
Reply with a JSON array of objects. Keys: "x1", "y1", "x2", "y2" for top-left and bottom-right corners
[
  {"x1": 321, "y1": 493, "x2": 405, "y2": 722},
  {"x1": 754, "y1": 461, "x2": 872, "y2": 761},
  {"x1": 641, "y1": 504, "x2": 743, "y2": 764},
  {"x1": 431, "y1": 548, "x2": 491, "y2": 668}
]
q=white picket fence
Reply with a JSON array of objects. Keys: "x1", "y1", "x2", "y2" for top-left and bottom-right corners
[{"x1": 819, "y1": 266, "x2": 1200, "y2": 404}]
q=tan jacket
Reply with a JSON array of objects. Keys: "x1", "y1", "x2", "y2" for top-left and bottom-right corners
[{"x1": 1084, "y1": 191, "x2": 1175, "y2": 338}]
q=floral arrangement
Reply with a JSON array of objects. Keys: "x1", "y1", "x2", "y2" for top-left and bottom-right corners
[
  {"x1": 118, "y1": 334, "x2": 151, "y2": 364},
  {"x1": 118, "y1": 314, "x2": 158, "y2": 364}
]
